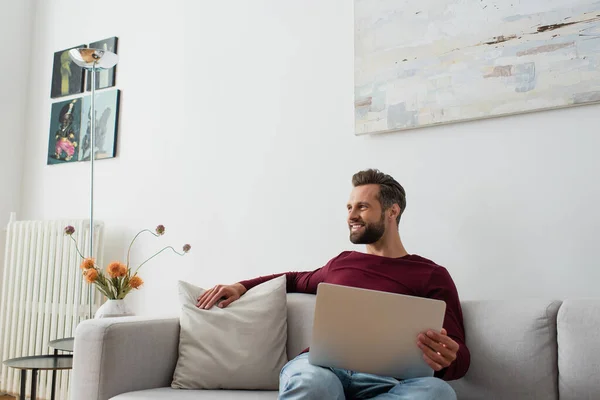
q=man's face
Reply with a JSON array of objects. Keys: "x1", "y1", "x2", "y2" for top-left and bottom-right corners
[{"x1": 347, "y1": 184, "x2": 386, "y2": 244}]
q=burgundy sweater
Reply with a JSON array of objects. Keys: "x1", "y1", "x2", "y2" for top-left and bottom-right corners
[{"x1": 239, "y1": 251, "x2": 470, "y2": 381}]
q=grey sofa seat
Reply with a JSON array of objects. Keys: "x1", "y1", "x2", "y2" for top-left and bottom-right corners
[
  {"x1": 111, "y1": 388, "x2": 277, "y2": 399},
  {"x1": 71, "y1": 295, "x2": 600, "y2": 400}
]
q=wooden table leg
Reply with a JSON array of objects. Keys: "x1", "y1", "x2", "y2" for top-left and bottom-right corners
[
  {"x1": 19, "y1": 369, "x2": 26, "y2": 400},
  {"x1": 51, "y1": 349, "x2": 58, "y2": 400},
  {"x1": 30, "y1": 369, "x2": 38, "y2": 400}
]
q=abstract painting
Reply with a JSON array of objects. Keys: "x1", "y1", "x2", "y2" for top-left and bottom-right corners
[
  {"x1": 86, "y1": 37, "x2": 118, "y2": 91},
  {"x1": 354, "y1": 0, "x2": 600, "y2": 134},
  {"x1": 79, "y1": 89, "x2": 121, "y2": 161},
  {"x1": 50, "y1": 44, "x2": 86, "y2": 98},
  {"x1": 48, "y1": 97, "x2": 83, "y2": 164}
]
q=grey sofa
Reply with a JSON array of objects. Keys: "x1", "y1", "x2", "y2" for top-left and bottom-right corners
[{"x1": 71, "y1": 295, "x2": 600, "y2": 400}]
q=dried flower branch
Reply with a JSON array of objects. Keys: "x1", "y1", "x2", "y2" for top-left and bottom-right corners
[{"x1": 65, "y1": 224, "x2": 190, "y2": 300}]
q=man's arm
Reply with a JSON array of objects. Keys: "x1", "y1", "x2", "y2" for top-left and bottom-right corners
[
  {"x1": 424, "y1": 267, "x2": 471, "y2": 381},
  {"x1": 238, "y1": 267, "x2": 327, "y2": 294},
  {"x1": 239, "y1": 253, "x2": 348, "y2": 293},
  {"x1": 198, "y1": 254, "x2": 342, "y2": 309}
]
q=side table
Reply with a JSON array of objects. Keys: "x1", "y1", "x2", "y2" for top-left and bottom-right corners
[
  {"x1": 48, "y1": 337, "x2": 74, "y2": 353},
  {"x1": 3, "y1": 355, "x2": 72, "y2": 400},
  {"x1": 48, "y1": 337, "x2": 74, "y2": 400}
]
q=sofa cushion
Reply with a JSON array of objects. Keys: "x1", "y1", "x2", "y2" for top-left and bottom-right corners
[
  {"x1": 557, "y1": 298, "x2": 600, "y2": 400},
  {"x1": 111, "y1": 387, "x2": 277, "y2": 399},
  {"x1": 449, "y1": 299, "x2": 562, "y2": 400},
  {"x1": 171, "y1": 276, "x2": 288, "y2": 390}
]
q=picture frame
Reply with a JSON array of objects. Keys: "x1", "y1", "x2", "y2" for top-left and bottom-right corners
[
  {"x1": 79, "y1": 89, "x2": 121, "y2": 161},
  {"x1": 47, "y1": 89, "x2": 121, "y2": 165},
  {"x1": 50, "y1": 44, "x2": 86, "y2": 99},
  {"x1": 47, "y1": 97, "x2": 83, "y2": 164},
  {"x1": 86, "y1": 37, "x2": 118, "y2": 91}
]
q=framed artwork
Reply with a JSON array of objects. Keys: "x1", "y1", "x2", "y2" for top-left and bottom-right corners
[
  {"x1": 86, "y1": 37, "x2": 118, "y2": 91},
  {"x1": 354, "y1": 0, "x2": 600, "y2": 135},
  {"x1": 47, "y1": 97, "x2": 83, "y2": 164},
  {"x1": 50, "y1": 44, "x2": 86, "y2": 98},
  {"x1": 79, "y1": 89, "x2": 121, "y2": 161}
]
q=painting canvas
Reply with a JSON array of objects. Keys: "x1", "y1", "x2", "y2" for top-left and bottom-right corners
[
  {"x1": 50, "y1": 44, "x2": 86, "y2": 98},
  {"x1": 79, "y1": 89, "x2": 121, "y2": 161},
  {"x1": 86, "y1": 37, "x2": 118, "y2": 91},
  {"x1": 48, "y1": 97, "x2": 83, "y2": 164},
  {"x1": 354, "y1": 0, "x2": 600, "y2": 135}
]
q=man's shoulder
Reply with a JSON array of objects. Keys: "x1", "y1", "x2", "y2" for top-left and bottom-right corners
[
  {"x1": 323, "y1": 250, "x2": 362, "y2": 266},
  {"x1": 329, "y1": 250, "x2": 354, "y2": 262},
  {"x1": 405, "y1": 254, "x2": 451, "y2": 277},
  {"x1": 406, "y1": 254, "x2": 441, "y2": 266}
]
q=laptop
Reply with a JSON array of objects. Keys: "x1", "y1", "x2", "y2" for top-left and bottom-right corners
[{"x1": 308, "y1": 283, "x2": 446, "y2": 380}]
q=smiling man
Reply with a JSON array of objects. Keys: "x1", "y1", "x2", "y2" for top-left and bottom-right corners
[{"x1": 198, "y1": 169, "x2": 470, "y2": 399}]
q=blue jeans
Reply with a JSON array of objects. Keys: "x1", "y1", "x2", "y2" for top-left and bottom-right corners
[{"x1": 279, "y1": 353, "x2": 456, "y2": 400}]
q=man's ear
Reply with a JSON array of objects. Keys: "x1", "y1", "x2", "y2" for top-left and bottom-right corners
[{"x1": 389, "y1": 204, "x2": 401, "y2": 221}]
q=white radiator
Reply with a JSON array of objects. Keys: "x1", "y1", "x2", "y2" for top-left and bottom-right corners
[{"x1": 0, "y1": 216, "x2": 104, "y2": 400}]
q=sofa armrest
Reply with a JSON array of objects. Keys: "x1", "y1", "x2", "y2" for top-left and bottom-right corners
[{"x1": 70, "y1": 316, "x2": 180, "y2": 400}]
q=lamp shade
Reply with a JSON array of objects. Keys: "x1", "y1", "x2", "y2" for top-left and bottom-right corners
[{"x1": 68, "y1": 48, "x2": 118, "y2": 70}]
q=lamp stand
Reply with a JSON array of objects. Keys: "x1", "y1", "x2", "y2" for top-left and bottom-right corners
[
  {"x1": 68, "y1": 48, "x2": 119, "y2": 319},
  {"x1": 88, "y1": 63, "x2": 96, "y2": 319}
]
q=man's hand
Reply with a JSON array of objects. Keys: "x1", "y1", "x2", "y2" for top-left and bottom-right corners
[
  {"x1": 417, "y1": 328, "x2": 459, "y2": 371},
  {"x1": 196, "y1": 283, "x2": 247, "y2": 309}
]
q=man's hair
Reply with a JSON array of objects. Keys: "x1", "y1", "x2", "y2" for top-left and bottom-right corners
[{"x1": 352, "y1": 169, "x2": 406, "y2": 225}]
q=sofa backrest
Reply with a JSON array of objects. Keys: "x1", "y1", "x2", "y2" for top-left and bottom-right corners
[
  {"x1": 449, "y1": 299, "x2": 562, "y2": 400},
  {"x1": 286, "y1": 293, "x2": 316, "y2": 360},
  {"x1": 285, "y1": 293, "x2": 564, "y2": 400}
]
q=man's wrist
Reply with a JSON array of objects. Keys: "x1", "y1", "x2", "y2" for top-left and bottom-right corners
[{"x1": 234, "y1": 282, "x2": 247, "y2": 296}]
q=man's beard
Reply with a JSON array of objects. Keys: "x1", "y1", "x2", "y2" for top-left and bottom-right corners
[{"x1": 349, "y1": 214, "x2": 386, "y2": 244}]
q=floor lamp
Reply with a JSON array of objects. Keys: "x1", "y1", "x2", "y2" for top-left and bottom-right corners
[{"x1": 68, "y1": 48, "x2": 118, "y2": 318}]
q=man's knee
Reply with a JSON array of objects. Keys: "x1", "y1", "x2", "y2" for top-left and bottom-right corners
[
  {"x1": 279, "y1": 356, "x2": 344, "y2": 399},
  {"x1": 415, "y1": 377, "x2": 456, "y2": 400},
  {"x1": 426, "y1": 378, "x2": 456, "y2": 400},
  {"x1": 391, "y1": 377, "x2": 456, "y2": 400}
]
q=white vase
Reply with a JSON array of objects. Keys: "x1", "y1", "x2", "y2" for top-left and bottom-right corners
[{"x1": 94, "y1": 299, "x2": 135, "y2": 319}]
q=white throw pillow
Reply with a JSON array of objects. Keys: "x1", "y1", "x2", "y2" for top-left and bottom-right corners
[{"x1": 171, "y1": 276, "x2": 288, "y2": 390}]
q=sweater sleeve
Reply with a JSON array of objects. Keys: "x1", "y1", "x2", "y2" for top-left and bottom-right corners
[
  {"x1": 238, "y1": 256, "x2": 337, "y2": 294},
  {"x1": 426, "y1": 267, "x2": 470, "y2": 381}
]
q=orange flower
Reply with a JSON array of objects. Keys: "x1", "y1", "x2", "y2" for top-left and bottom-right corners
[
  {"x1": 80, "y1": 258, "x2": 95, "y2": 270},
  {"x1": 84, "y1": 268, "x2": 98, "y2": 283},
  {"x1": 129, "y1": 275, "x2": 143, "y2": 289},
  {"x1": 107, "y1": 261, "x2": 127, "y2": 278}
]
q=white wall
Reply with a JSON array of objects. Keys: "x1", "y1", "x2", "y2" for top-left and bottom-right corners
[
  {"x1": 0, "y1": 0, "x2": 34, "y2": 282},
  {"x1": 19, "y1": 0, "x2": 600, "y2": 316}
]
